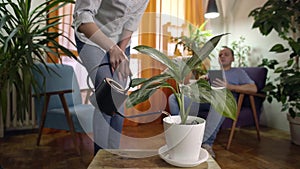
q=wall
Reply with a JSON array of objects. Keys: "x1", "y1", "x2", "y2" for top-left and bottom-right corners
[{"x1": 205, "y1": 0, "x2": 290, "y2": 131}]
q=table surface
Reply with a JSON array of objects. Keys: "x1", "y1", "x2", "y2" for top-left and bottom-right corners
[{"x1": 87, "y1": 149, "x2": 221, "y2": 169}]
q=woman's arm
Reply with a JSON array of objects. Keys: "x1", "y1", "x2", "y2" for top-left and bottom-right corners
[
  {"x1": 78, "y1": 23, "x2": 115, "y2": 51},
  {"x1": 118, "y1": 29, "x2": 133, "y2": 51},
  {"x1": 78, "y1": 23, "x2": 130, "y2": 77}
]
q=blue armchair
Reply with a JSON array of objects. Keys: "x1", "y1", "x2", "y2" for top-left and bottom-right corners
[
  {"x1": 32, "y1": 63, "x2": 94, "y2": 154},
  {"x1": 223, "y1": 67, "x2": 268, "y2": 149}
]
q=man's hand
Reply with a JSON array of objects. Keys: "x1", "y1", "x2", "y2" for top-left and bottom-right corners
[{"x1": 211, "y1": 78, "x2": 227, "y2": 88}]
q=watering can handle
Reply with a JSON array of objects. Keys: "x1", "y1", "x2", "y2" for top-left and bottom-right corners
[{"x1": 87, "y1": 63, "x2": 132, "y2": 93}]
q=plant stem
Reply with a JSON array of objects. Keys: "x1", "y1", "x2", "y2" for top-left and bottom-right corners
[{"x1": 180, "y1": 93, "x2": 188, "y2": 124}]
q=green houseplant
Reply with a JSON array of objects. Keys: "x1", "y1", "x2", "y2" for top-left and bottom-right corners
[
  {"x1": 174, "y1": 21, "x2": 213, "y2": 55},
  {"x1": 126, "y1": 34, "x2": 237, "y2": 166},
  {"x1": 174, "y1": 21, "x2": 213, "y2": 78},
  {"x1": 249, "y1": 0, "x2": 300, "y2": 118},
  {"x1": 230, "y1": 36, "x2": 251, "y2": 67},
  {"x1": 126, "y1": 34, "x2": 237, "y2": 124},
  {"x1": 249, "y1": 0, "x2": 300, "y2": 145},
  {"x1": 0, "y1": 0, "x2": 77, "y2": 125}
]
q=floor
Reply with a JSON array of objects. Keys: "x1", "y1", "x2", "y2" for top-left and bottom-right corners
[{"x1": 0, "y1": 123, "x2": 300, "y2": 169}]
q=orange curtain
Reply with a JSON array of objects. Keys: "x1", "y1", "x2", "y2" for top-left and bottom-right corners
[
  {"x1": 185, "y1": 0, "x2": 205, "y2": 26},
  {"x1": 124, "y1": 0, "x2": 158, "y2": 125},
  {"x1": 140, "y1": 0, "x2": 156, "y2": 48},
  {"x1": 138, "y1": 0, "x2": 159, "y2": 78}
]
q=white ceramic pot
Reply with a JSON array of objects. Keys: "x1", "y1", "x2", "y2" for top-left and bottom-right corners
[
  {"x1": 287, "y1": 114, "x2": 300, "y2": 145},
  {"x1": 163, "y1": 115, "x2": 206, "y2": 162}
]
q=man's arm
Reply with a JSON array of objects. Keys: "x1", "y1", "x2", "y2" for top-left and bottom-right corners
[
  {"x1": 227, "y1": 83, "x2": 258, "y2": 93},
  {"x1": 213, "y1": 78, "x2": 258, "y2": 93}
]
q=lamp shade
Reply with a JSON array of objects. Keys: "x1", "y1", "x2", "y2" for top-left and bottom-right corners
[{"x1": 204, "y1": 0, "x2": 220, "y2": 19}]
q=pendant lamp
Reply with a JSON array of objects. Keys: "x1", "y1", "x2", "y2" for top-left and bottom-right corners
[{"x1": 204, "y1": 0, "x2": 220, "y2": 19}]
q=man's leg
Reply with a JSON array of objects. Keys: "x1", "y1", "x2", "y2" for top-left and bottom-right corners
[
  {"x1": 203, "y1": 108, "x2": 225, "y2": 145},
  {"x1": 202, "y1": 107, "x2": 225, "y2": 158}
]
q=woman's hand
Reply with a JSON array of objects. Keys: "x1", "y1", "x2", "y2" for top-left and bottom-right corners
[{"x1": 109, "y1": 45, "x2": 132, "y2": 78}]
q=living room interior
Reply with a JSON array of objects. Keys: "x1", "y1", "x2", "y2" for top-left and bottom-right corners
[{"x1": 1, "y1": 0, "x2": 300, "y2": 169}]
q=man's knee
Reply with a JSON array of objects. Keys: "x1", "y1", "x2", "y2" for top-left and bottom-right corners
[{"x1": 168, "y1": 94, "x2": 179, "y2": 115}]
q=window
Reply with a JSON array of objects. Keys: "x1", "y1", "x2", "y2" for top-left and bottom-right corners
[
  {"x1": 58, "y1": 0, "x2": 204, "y2": 53},
  {"x1": 58, "y1": 3, "x2": 76, "y2": 52},
  {"x1": 56, "y1": 0, "x2": 204, "y2": 87}
]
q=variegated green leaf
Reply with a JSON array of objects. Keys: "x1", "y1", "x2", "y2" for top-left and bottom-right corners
[
  {"x1": 135, "y1": 73, "x2": 171, "y2": 90},
  {"x1": 183, "y1": 33, "x2": 229, "y2": 77},
  {"x1": 126, "y1": 82, "x2": 173, "y2": 107},
  {"x1": 181, "y1": 79, "x2": 212, "y2": 103},
  {"x1": 133, "y1": 45, "x2": 181, "y2": 80},
  {"x1": 210, "y1": 89, "x2": 237, "y2": 120}
]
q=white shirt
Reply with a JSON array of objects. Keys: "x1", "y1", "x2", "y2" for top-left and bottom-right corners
[{"x1": 73, "y1": 0, "x2": 149, "y2": 50}]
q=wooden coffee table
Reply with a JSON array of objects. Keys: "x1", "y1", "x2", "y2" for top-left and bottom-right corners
[{"x1": 87, "y1": 149, "x2": 221, "y2": 169}]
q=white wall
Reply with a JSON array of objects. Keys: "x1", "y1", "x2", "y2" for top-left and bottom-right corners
[{"x1": 204, "y1": 0, "x2": 290, "y2": 131}]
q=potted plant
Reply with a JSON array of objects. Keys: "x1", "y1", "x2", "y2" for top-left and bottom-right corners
[
  {"x1": 249, "y1": 0, "x2": 300, "y2": 145},
  {"x1": 0, "y1": 0, "x2": 77, "y2": 133},
  {"x1": 230, "y1": 36, "x2": 251, "y2": 67},
  {"x1": 174, "y1": 21, "x2": 213, "y2": 55},
  {"x1": 125, "y1": 34, "x2": 237, "y2": 166},
  {"x1": 174, "y1": 21, "x2": 213, "y2": 79}
]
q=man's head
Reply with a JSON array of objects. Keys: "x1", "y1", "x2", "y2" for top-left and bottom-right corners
[{"x1": 218, "y1": 46, "x2": 234, "y2": 70}]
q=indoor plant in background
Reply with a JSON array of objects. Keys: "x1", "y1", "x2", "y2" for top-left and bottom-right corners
[
  {"x1": 0, "y1": 0, "x2": 77, "y2": 133},
  {"x1": 174, "y1": 21, "x2": 213, "y2": 79},
  {"x1": 230, "y1": 36, "x2": 251, "y2": 67},
  {"x1": 249, "y1": 0, "x2": 300, "y2": 145},
  {"x1": 126, "y1": 34, "x2": 237, "y2": 166}
]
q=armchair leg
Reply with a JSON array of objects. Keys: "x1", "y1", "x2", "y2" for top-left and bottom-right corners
[
  {"x1": 249, "y1": 96, "x2": 260, "y2": 141},
  {"x1": 59, "y1": 94, "x2": 81, "y2": 155},
  {"x1": 227, "y1": 119, "x2": 238, "y2": 150},
  {"x1": 226, "y1": 94, "x2": 244, "y2": 150},
  {"x1": 37, "y1": 94, "x2": 50, "y2": 146}
]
